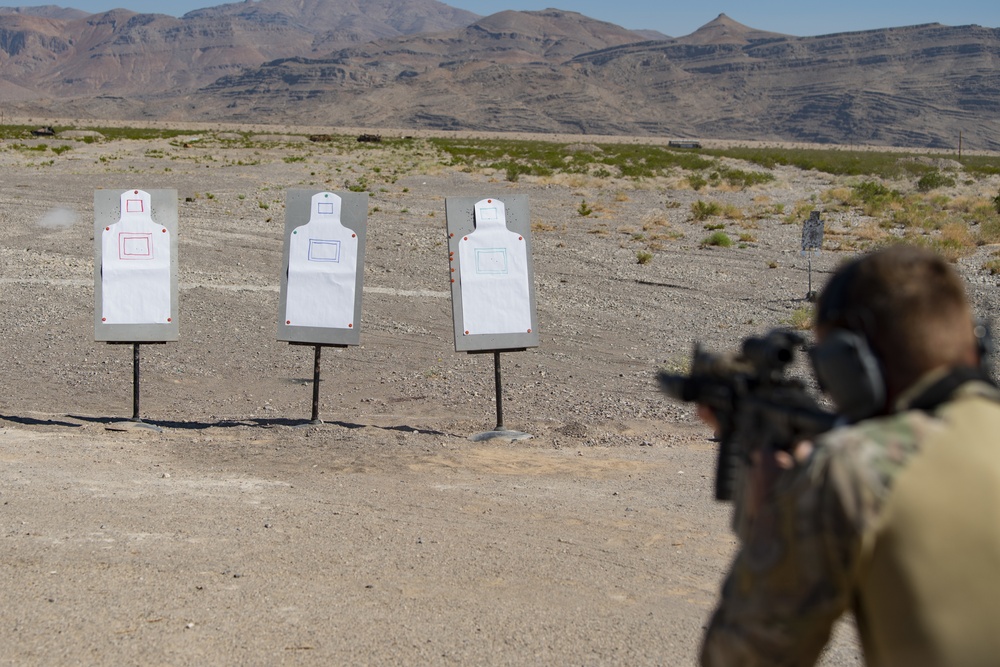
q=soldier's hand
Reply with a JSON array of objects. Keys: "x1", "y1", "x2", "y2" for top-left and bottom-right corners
[
  {"x1": 697, "y1": 404, "x2": 721, "y2": 434},
  {"x1": 743, "y1": 441, "x2": 814, "y2": 522}
]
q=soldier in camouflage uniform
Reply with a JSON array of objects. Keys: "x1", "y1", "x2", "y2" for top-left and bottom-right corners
[{"x1": 700, "y1": 245, "x2": 1000, "y2": 666}]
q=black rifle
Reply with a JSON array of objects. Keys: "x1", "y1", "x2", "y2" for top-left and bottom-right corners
[{"x1": 658, "y1": 329, "x2": 837, "y2": 501}]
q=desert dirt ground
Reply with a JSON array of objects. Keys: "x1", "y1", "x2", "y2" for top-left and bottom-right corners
[{"x1": 4, "y1": 123, "x2": 997, "y2": 665}]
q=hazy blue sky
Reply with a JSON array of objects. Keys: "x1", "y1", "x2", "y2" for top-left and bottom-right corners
[{"x1": 6, "y1": 0, "x2": 998, "y2": 37}]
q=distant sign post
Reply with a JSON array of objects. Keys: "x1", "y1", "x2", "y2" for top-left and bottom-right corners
[
  {"x1": 277, "y1": 190, "x2": 367, "y2": 424},
  {"x1": 446, "y1": 196, "x2": 538, "y2": 441},
  {"x1": 94, "y1": 188, "x2": 179, "y2": 427},
  {"x1": 800, "y1": 210, "x2": 824, "y2": 301}
]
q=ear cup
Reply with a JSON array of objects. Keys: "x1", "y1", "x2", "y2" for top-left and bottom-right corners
[{"x1": 810, "y1": 328, "x2": 886, "y2": 422}]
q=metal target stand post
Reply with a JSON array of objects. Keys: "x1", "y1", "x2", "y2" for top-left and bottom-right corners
[
  {"x1": 107, "y1": 341, "x2": 167, "y2": 430},
  {"x1": 290, "y1": 342, "x2": 348, "y2": 425},
  {"x1": 468, "y1": 348, "x2": 532, "y2": 442}
]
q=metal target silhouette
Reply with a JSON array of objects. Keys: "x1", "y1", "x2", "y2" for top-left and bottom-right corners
[
  {"x1": 94, "y1": 189, "x2": 179, "y2": 342},
  {"x1": 447, "y1": 195, "x2": 539, "y2": 352},
  {"x1": 278, "y1": 190, "x2": 367, "y2": 346}
]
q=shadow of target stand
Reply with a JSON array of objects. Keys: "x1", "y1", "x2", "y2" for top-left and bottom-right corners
[
  {"x1": 94, "y1": 189, "x2": 179, "y2": 430},
  {"x1": 446, "y1": 196, "x2": 539, "y2": 442},
  {"x1": 277, "y1": 190, "x2": 367, "y2": 424}
]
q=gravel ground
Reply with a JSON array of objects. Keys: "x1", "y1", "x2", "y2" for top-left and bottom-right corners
[{"x1": 2, "y1": 127, "x2": 998, "y2": 665}]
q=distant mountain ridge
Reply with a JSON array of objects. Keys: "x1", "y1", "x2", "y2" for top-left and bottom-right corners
[
  {"x1": 0, "y1": 2, "x2": 998, "y2": 149},
  {"x1": 564, "y1": 18, "x2": 1000, "y2": 148},
  {"x1": 0, "y1": 0, "x2": 480, "y2": 96},
  {"x1": 0, "y1": 5, "x2": 87, "y2": 19}
]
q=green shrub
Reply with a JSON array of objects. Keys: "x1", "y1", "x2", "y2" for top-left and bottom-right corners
[
  {"x1": 346, "y1": 179, "x2": 368, "y2": 192},
  {"x1": 636, "y1": 250, "x2": 653, "y2": 265},
  {"x1": 701, "y1": 147, "x2": 952, "y2": 179},
  {"x1": 718, "y1": 166, "x2": 776, "y2": 188},
  {"x1": 962, "y1": 158, "x2": 1000, "y2": 177},
  {"x1": 426, "y1": 138, "x2": 712, "y2": 182},
  {"x1": 853, "y1": 180, "x2": 893, "y2": 202},
  {"x1": 701, "y1": 231, "x2": 733, "y2": 248},
  {"x1": 916, "y1": 170, "x2": 956, "y2": 192},
  {"x1": 852, "y1": 180, "x2": 901, "y2": 216},
  {"x1": 499, "y1": 162, "x2": 528, "y2": 182},
  {"x1": 785, "y1": 307, "x2": 814, "y2": 330},
  {"x1": 978, "y1": 217, "x2": 1000, "y2": 245},
  {"x1": 984, "y1": 251, "x2": 1000, "y2": 274},
  {"x1": 891, "y1": 197, "x2": 946, "y2": 231},
  {"x1": 691, "y1": 200, "x2": 722, "y2": 221}
]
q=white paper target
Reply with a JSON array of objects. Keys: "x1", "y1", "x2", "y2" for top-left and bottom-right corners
[
  {"x1": 458, "y1": 198, "x2": 532, "y2": 336},
  {"x1": 284, "y1": 192, "x2": 358, "y2": 329},
  {"x1": 100, "y1": 189, "x2": 172, "y2": 325}
]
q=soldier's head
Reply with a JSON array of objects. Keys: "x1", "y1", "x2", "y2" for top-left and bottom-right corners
[{"x1": 811, "y1": 244, "x2": 978, "y2": 419}]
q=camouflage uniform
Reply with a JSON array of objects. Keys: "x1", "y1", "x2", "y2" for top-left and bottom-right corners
[{"x1": 700, "y1": 375, "x2": 1000, "y2": 667}]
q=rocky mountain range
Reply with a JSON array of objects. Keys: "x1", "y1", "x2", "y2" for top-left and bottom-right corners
[{"x1": 1, "y1": 1, "x2": 998, "y2": 149}]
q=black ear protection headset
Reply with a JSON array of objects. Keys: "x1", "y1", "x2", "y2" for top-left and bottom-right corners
[
  {"x1": 809, "y1": 259, "x2": 995, "y2": 423},
  {"x1": 808, "y1": 260, "x2": 887, "y2": 423}
]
